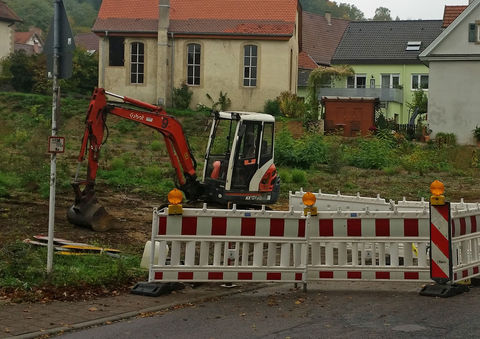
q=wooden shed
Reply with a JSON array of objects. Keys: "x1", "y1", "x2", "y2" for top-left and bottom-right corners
[{"x1": 322, "y1": 97, "x2": 378, "y2": 137}]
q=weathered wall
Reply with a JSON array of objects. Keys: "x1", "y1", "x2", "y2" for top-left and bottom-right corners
[
  {"x1": 172, "y1": 37, "x2": 297, "y2": 112},
  {"x1": 0, "y1": 22, "x2": 13, "y2": 60},
  {"x1": 428, "y1": 61, "x2": 480, "y2": 144},
  {"x1": 99, "y1": 37, "x2": 158, "y2": 104}
]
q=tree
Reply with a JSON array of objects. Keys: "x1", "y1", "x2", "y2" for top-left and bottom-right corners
[
  {"x1": 373, "y1": 7, "x2": 392, "y2": 21},
  {"x1": 300, "y1": 0, "x2": 365, "y2": 20}
]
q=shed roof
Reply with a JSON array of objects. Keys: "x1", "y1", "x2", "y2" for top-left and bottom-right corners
[
  {"x1": 332, "y1": 20, "x2": 443, "y2": 65},
  {"x1": 93, "y1": 0, "x2": 298, "y2": 38}
]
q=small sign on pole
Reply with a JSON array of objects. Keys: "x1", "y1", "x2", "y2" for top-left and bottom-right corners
[{"x1": 48, "y1": 136, "x2": 65, "y2": 153}]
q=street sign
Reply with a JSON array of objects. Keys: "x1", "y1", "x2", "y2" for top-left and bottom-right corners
[
  {"x1": 48, "y1": 136, "x2": 65, "y2": 153},
  {"x1": 45, "y1": 0, "x2": 75, "y2": 79}
]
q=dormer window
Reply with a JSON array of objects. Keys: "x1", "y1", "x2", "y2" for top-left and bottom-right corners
[{"x1": 406, "y1": 41, "x2": 421, "y2": 51}]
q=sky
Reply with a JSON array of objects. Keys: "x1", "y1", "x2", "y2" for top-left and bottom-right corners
[{"x1": 338, "y1": 0, "x2": 470, "y2": 20}]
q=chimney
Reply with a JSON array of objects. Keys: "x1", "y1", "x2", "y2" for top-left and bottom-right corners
[
  {"x1": 325, "y1": 11, "x2": 332, "y2": 25},
  {"x1": 157, "y1": 0, "x2": 170, "y2": 106}
]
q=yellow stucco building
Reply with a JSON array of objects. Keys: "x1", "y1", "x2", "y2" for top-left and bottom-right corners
[
  {"x1": 0, "y1": 2, "x2": 21, "y2": 60},
  {"x1": 93, "y1": 0, "x2": 300, "y2": 112}
]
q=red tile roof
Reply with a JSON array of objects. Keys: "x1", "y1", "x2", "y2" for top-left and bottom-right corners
[
  {"x1": 94, "y1": 0, "x2": 297, "y2": 37},
  {"x1": 74, "y1": 32, "x2": 100, "y2": 51},
  {"x1": 298, "y1": 51, "x2": 317, "y2": 69},
  {"x1": 0, "y1": 1, "x2": 21, "y2": 22},
  {"x1": 442, "y1": 5, "x2": 467, "y2": 28},
  {"x1": 14, "y1": 31, "x2": 32, "y2": 44},
  {"x1": 301, "y1": 11, "x2": 349, "y2": 66}
]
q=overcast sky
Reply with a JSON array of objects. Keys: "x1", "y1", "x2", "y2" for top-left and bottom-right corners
[{"x1": 339, "y1": 0, "x2": 470, "y2": 20}]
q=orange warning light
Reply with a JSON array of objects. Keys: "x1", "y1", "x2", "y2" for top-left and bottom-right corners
[
  {"x1": 430, "y1": 180, "x2": 445, "y2": 196},
  {"x1": 168, "y1": 188, "x2": 183, "y2": 205},
  {"x1": 302, "y1": 192, "x2": 316, "y2": 207}
]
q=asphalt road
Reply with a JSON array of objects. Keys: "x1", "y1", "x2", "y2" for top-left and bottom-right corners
[{"x1": 59, "y1": 281, "x2": 480, "y2": 338}]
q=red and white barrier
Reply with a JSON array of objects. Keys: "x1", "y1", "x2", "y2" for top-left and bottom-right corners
[
  {"x1": 148, "y1": 205, "x2": 307, "y2": 283},
  {"x1": 451, "y1": 207, "x2": 480, "y2": 283},
  {"x1": 307, "y1": 211, "x2": 430, "y2": 282},
  {"x1": 429, "y1": 203, "x2": 452, "y2": 283}
]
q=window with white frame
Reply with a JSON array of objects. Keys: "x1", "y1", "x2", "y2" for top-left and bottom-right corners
[
  {"x1": 468, "y1": 23, "x2": 480, "y2": 42},
  {"x1": 347, "y1": 74, "x2": 366, "y2": 88},
  {"x1": 411, "y1": 74, "x2": 429, "y2": 90},
  {"x1": 243, "y1": 45, "x2": 257, "y2": 87},
  {"x1": 130, "y1": 42, "x2": 144, "y2": 84},
  {"x1": 381, "y1": 74, "x2": 400, "y2": 88},
  {"x1": 187, "y1": 43, "x2": 201, "y2": 86}
]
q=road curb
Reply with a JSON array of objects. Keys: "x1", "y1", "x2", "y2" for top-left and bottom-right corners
[{"x1": 9, "y1": 283, "x2": 269, "y2": 339}]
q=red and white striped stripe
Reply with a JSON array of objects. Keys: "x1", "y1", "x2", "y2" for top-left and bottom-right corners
[
  {"x1": 312, "y1": 216, "x2": 429, "y2": 238},
  {"x1": 430, "y1": 203, "x2": 452, "y2": 283},
  {"x1": 451, "y1": 215, "x2": 479, "y2": 238},
  {"x1": 453, "y1": 265, "x2": 480, "y2": 282},
  {"x1": 307, "y1": 269, "x2": 430, "y2": 281},
  {"x1": 151, "y1": 270, "x2": 304, "y2": 283},
  {"x1": 157, "y1": 214, "x2": 306, "y2": 238}
]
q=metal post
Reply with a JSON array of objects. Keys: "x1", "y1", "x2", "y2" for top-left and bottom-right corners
[{"x1": 47, "y1": 0, "x2": 61, "y2": 274}]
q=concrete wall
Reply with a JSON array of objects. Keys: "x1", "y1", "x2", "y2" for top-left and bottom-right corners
[
  {"x1": 330, "y1": 64, "x2": 430, "y2": 124},
  {"x1": 172, "y1": 37, "x2": 297, "y2": 112},
  {"x1": 0, "y1": 21, "x2": 13, "y2": 60},
  {"x1": 428, "y1": 61, "x2": 480, "y2": 144}
]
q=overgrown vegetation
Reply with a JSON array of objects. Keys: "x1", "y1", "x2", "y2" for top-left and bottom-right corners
[
  {"x1": 0, "y1": 49, "x2": 98, "y2": 96},
  {"x1": 0, "y1": 242, "x2": 146, "y2": 300},
  {"x1": 172, "y1": 82, "x2": 193, "y2": 109}
]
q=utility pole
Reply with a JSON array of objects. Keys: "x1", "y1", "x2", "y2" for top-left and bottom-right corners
[{"x1": 45, "y1": 0, "x2": 74, "y2": 273}]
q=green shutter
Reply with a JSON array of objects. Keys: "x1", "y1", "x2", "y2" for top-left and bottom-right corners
[{"x1": 469, "y1": 23, "x2": 476, "y2": 42}]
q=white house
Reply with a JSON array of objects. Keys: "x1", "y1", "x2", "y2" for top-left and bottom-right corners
[{"x1": 419, "y1": 0, "x2": 480, "y2": 144}]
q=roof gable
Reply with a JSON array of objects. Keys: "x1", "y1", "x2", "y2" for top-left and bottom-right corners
[
  {"x1": 301, "y1": 11, "x2": 349, "y2": 66},
  {"x1": 0, "y1": 1, "x2": 21, "y2": 23},
  {"x1": 420, "y1": 0, "x2": 480, "y2": 60},
  {"x1": 332, "y1": 20, "x2": 443, "y2": 65},
  {"x1": 94, "y1": 0, "x2": 298, "y2": 37}
]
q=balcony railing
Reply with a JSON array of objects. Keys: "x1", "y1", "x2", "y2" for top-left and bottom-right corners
[{"x1": 318, "y1": 87, "x2": 404, "y2": 103}]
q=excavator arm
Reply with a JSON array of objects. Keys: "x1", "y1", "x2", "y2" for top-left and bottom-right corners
[{"x1": 68, "y1": 88, "x2": 202, "y2": 231}]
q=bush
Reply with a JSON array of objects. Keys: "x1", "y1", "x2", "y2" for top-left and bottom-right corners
[
  {"x1": 173, "y1": 82, "x2": 193, "y2": 109},
  {"x1": 345, "y1": 137, "x2": 394, "y2": 169},
  {"x1": 264, "y1": 99, "x2": 281, "y2": 116},
  {"x1": 1, "y1": 51, "x2": 35, "y2": 92},
  {"x1": 291, "y1": 169, "x2": 307, "y2": 184},
  {"x1": 435, "y1": 133, "x2": 456, "y2": 147},
  {"x1": 278, "y1": 92, "x2": 306, "y2": 118}
]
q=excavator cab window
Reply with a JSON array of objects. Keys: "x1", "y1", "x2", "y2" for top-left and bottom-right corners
[
  {"x1": 232, "y1": 121, "x2": 261, "y2": 189},
  {"x1": 205, "y1": 118, "x2": 238, "y2": 182}
]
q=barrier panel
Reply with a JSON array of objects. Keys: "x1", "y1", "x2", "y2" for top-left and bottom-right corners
[
  {"x1": 148, "y1": 205, "x2": 431, "y2": 285},
  {"x1": 148, "y1": 205, "x2": 308, "y2": 284},
  {"x1": 289, "y1": 189, "x2": 391, "y2": 212},
  {"x1": 307, "y1": 210, "x2": 430, "y2": 282},
  {"x1": 451, "y1": 206, "x2": 480, "y2": 283}
]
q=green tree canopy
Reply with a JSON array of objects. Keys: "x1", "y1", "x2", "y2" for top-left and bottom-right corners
[
  {"x1": 300, "y1": 0, "x2": 365, "y2": 20},
  {"x1": 373, "y1": 7, "x2": 393, "y2": 21}
]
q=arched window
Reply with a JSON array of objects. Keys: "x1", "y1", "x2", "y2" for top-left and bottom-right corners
[
  {"x1": 187, "y1": 43, "x2": 201, "y2": 85},
  {"x1": 243, "y1": 45, "x2": 257, "y2": 87},
  {"x1": 131, "y1": 42, "x2": 144, "y2": 84}
]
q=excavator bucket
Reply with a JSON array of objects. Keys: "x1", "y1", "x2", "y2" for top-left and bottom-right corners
[{"x1": 67, "y1": 183, "x2": 117, "y2": 232}]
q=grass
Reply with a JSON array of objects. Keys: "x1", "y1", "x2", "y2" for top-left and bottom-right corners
[{"x1": 0, "y1": 242, "x2": 146, "y2": 292}]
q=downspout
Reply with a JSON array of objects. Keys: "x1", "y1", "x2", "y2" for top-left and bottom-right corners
[
  {"x1": 100, "y1": 30, "x2": 109, "y2": 88},
  {"x1": 170, "y1": 32, "x2": 175, "y2": 107}
]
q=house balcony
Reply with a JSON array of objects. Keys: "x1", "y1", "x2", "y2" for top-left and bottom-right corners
[{"x1": 318, "y1": 87, "x2": 404, "y2": 104}]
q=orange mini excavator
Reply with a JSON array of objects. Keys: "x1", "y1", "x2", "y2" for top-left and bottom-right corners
[{"x1": 67, "y1": 88, "x2": 280, "y2": 231}]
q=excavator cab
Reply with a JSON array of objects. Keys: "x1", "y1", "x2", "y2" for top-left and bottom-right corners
[{"x1": 203, "y1": 112, "x2": 280, "y2": 206}]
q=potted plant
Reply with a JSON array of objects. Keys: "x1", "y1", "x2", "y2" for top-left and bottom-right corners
[{"x1": 473, "y1": 125, "x2": 480, "y2": 146}]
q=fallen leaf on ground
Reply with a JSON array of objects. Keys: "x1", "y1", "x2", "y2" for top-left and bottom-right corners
[{"x1": 88, "y1": 307, "x2": 98, "y2": 312}]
